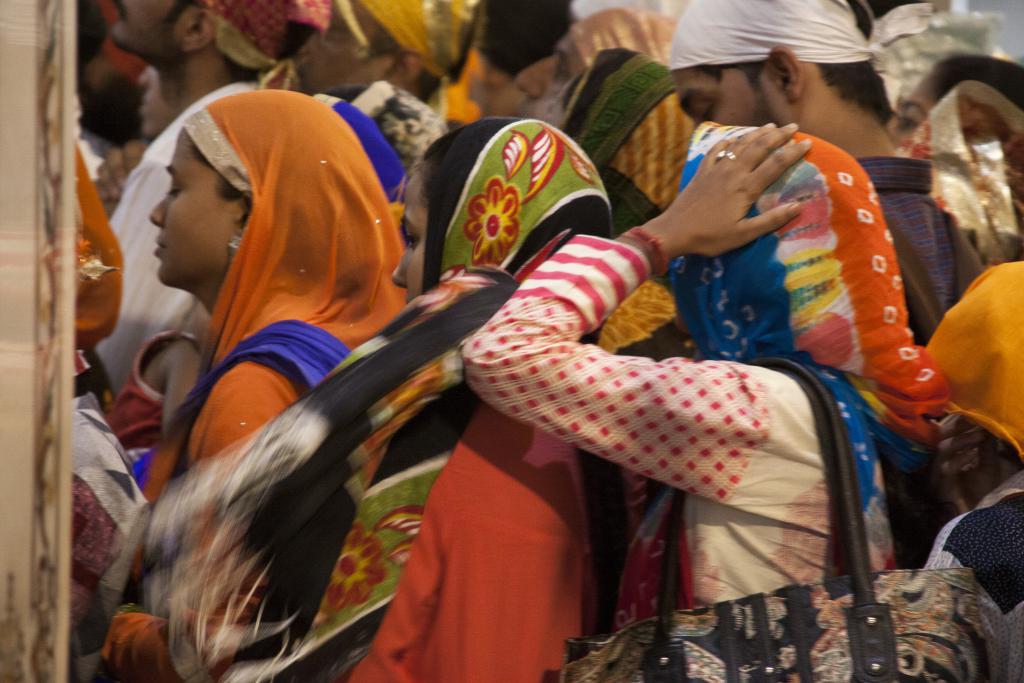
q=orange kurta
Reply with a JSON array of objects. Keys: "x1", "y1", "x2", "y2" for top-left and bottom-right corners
[
  {"x1": 348, "y1": 404, "x2": 593, "y2": 683},
  {"x1": 187, "y1": 362, "x2": 299, "y2": 463}
]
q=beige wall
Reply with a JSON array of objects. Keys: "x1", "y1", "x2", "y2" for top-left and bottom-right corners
[{"x1": 0, "y1": 0, "x2": 76, "y2": 680}]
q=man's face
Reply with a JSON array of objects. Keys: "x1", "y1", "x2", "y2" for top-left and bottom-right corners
[
  {"x1": 672, "y1": 66, "x2": 775, "y2": 128},
  {"x1": 296, "y1": 4, "x2": 396, "y2": 94},
  {"x1": 514, "y1": 35, "x2": 581, "y2": 124},
  {"x1": 110, "y1": 0, "x2": 182, "y2": 63},
  {"x1": 475, "y1": 55, "x2": 523, "y2": 118}
]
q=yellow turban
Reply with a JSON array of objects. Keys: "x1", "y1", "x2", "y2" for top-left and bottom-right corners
[{"x1": 339, "y1": 0, "x2": 480, "y2": 79}]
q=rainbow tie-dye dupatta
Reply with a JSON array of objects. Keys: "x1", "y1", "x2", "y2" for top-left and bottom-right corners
[{"x1": 672, "y1": 123, "x2": 949, "y2": 540}]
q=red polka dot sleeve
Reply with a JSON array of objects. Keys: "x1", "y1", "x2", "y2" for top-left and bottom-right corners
[{"x1": 463, "y1": 236, "x2": 772, "y2": 503}]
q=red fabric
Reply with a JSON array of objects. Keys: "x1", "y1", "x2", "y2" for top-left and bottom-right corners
[
  {"x1": 106, "y1": 380, "x2": 161, "y2": 452},
  {"x1": 106, "y1": 332, "x2": 188, "y2": 451},
  {"x1": 96, "y1": 0, "x2": 147, "y2": 81},
  {"x1": 347, "y1": 404, "x2": 593, "y2": 683},
  {"x1": 72, "y1": 479, "x2": 118, "y2": 625},
  {"x1": 200, "y1": 0, "x2": 330, "y2": 59}
]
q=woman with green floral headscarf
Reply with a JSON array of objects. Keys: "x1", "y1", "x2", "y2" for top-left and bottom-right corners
[
  {"x1": 147, "y1": 117, "x2": 801, "y2": 683},
  {"x1": 149, "y1": 117, "x2": 611, "y2": 683}
]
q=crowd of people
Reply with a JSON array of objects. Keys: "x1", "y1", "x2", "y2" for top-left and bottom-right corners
[{"x1": 67, "y1": 0, "x2": 1024, "y2": 681}]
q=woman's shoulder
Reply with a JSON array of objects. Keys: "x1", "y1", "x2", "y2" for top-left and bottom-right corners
[
  {"x1": 930, "y1": 496, "x2": 1024, "y2": 613},
  {"x1": 741, "y1": 364, "x2": 816, "y2": 432},
  {"x1": 204, "y1": 361, "x2": 301, "y2": 408},
  {"x1": 721, "y1": 364, "x2": 824, "y2": 497},
  {"x1": 189, "y1": 362, "x2": 302, "y2": 462}
]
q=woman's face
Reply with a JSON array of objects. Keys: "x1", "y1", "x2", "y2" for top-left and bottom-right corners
[
  {"x1": 392, "y1": 171, "x2": 429, "y2": 302},
  {"x1": 150, "y1": 132, "x2": 248, "y2": 310}
]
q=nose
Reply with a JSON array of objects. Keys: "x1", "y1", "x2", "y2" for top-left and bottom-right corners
[
  {"x1": 391, "y1": 260, "x2": 407, "y2": 290},
  {"x1": 150, "y1": 195, "x2": 168, "y2": 228}
]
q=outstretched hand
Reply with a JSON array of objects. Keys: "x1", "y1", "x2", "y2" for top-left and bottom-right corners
[{"x1": 638, "y1": 123, "x2": 811, "y2": 259}]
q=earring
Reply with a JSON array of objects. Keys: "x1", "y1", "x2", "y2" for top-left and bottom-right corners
[{"x1": 228, "y1": 233, "x2": 243, "y2": 259}]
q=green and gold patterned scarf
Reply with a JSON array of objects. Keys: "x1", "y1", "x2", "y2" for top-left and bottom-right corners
[{"x1": 150, "y1": 118, "x2": 610, "y2": 683}]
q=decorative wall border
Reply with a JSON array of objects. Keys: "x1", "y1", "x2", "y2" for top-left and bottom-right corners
[{"x1": 0, "y1": 0, "x2": 75, "y2": 680}]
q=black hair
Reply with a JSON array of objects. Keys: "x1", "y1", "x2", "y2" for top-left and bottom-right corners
[
  {"x1": 415, "y1": 126, "x2": 464, "y2": 206},
  {"x1": 78, "y1": 0, "x2": 142, "y2": 143},
  {"x1": 78, "y1": 0, "x2": 107, "y2": 70},
  {"x1": 695, "y1": 62, "x2": 765, "y2": 87},
  {"x1": 819, "y1": 61, "x2": 893, "y2": 125},
  {"x1": 927, "y1": 55, "x2": 1024, "y2": 111},
  {"x1": 478, "y1": 0, "x2": 572, "y2": 77},
  {"x1": 696, "y1": 59, "x2": 893, "y2": 126},
  {"x1": 163, "y1": 0, "x2": 197, "y2": 25}
]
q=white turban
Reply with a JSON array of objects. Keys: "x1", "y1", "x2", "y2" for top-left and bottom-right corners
[
  {"x1": 669, "y1": 0, "x2": 932, "y2": 70},
  {"x1": 572, "y1": 0, "x2": 691, "y2": 21}
]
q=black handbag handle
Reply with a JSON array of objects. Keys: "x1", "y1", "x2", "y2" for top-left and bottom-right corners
[{"x1": 649, "y1": 358, "x2": 897, "y2": 681}]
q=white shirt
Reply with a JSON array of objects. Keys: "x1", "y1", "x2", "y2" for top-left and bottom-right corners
[{"x1": 96, "y1": 81, "x2": 255, "y2": 390}]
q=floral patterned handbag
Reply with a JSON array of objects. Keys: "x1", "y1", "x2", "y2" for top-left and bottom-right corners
[{"x1": 562, "y1": 358, "x2": 989, "y2": 682}]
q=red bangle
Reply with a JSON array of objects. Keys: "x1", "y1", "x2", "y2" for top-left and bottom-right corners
[{"x1": 621, "y1": 227, "x2": 669, "y2": 275}]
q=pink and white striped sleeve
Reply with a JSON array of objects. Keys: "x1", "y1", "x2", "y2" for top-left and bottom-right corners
[{"x1": 462, "y1": 235, "x2": 772, "y2": 503}]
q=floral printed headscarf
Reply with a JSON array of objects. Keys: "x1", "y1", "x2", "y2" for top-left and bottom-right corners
[{"x1": 421, "y1": 117, "x2": 612, "y2": 290}]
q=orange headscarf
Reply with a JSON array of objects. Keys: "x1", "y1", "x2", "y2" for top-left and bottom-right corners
[
  {"x1": 75, "y1": 149, "x2": 123, "y2": 351},
  {"x1": 192, "y1": 90, "x2": 405, "y2": 363},
  {"x1": 143, "y1": 91, "x2": 405, "y2": 502}
]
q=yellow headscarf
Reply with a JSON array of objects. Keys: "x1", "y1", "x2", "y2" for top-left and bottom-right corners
[
  {"x1": 927, "y1": 262, "x2": 1024, "y2": 458},
  {"x1": 338, "y1": 0, "x2": 480, "y2": 79}
]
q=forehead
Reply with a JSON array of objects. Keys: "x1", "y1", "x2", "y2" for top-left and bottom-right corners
[
  {"x1": 121, "y1": 0, "x2": 176, "y2": 18},
  {"x1": 169, "y1": 131, "x2": 215, "y2": 178},
  {"x1": 171, "y1": 130, "x2": 194, "y2": 163}
]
